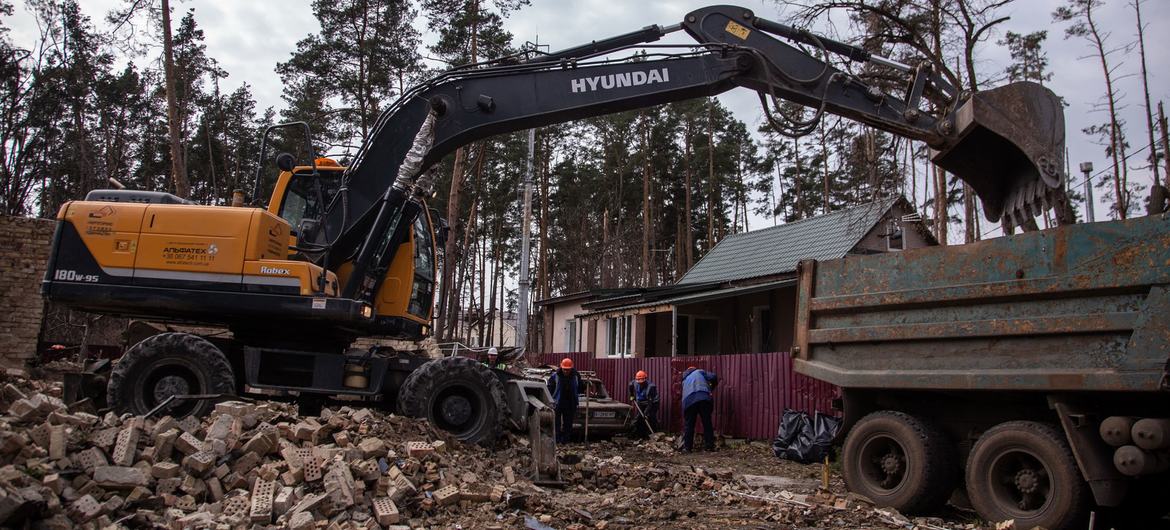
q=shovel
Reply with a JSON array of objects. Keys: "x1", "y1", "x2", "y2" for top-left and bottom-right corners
[{"x1": 631, "y1": 398, "x2": 656, "y2": 436}]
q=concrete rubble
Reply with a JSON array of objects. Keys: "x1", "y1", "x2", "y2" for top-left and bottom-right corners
[{"x1": 0, "y1": 368, "x2": 997, "y2": 529}]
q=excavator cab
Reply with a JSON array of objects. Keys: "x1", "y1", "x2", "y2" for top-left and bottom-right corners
[{"x1": 261, "y1": 149, "x2": 438, "y2": 340}]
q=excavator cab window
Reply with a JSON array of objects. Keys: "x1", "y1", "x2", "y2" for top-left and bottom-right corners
[
  {"x1": 407, "y1": 213, "x2": 436, "y2": 318},
  {"x1": 278, "y1": 170, "x2": 341, "y2": 246}
]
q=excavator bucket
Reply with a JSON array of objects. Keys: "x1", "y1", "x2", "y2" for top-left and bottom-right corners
[{"x1": 930, "y1": 82, "x2": 1068, "y2": 226}]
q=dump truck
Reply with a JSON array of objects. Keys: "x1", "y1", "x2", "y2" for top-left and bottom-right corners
[{"x1": 792, "y1": 212, "x2": 1170, "y2": 529}]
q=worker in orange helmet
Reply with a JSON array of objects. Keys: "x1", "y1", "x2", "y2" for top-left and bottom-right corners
[
  {"x1": 546, "y1": 357, "x2": 582, "y2": 444},
  {"x1": 627, "y1": 370, "x2": 659, "y2": 438}
]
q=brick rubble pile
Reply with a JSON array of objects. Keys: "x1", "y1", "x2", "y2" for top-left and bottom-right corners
[{"x1": 0, "y1": 371, "x2": 988, "y2": 529}]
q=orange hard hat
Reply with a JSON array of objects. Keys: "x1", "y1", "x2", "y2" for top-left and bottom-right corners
[
  {"x1": 687, "y1": 366, "x2": 697, "y2": 371},
  {"x1": 560, "y1": 358, "x2": 574, "y2": 369},
  {"x1": 635, "y1": 370, "x2": 648, "y2": 381}
]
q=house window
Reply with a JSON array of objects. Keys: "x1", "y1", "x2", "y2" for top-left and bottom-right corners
[
  {"x1": 564, "y1": 319, "x2": 578, "y2": 352},
  {"x1": 887, "y1": 220, "x2": 904, "y2": 251},
  {"x1": 606, "y1": 315, "x2": 632, "y2": 357}
]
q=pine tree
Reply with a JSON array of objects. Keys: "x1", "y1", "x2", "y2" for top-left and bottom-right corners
[{"x1": 278, "y1": 0, "x2": 421, "y2": 143}]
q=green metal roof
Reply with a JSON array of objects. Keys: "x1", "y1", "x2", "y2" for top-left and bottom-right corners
[{"x1": 677, "y1": 197, "x2": 900, "y2": 285}]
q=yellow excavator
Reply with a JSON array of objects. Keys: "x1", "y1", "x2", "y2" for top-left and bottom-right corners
[{"x1": 43, "y1": 5, "x2": 1067, "y2": 448}]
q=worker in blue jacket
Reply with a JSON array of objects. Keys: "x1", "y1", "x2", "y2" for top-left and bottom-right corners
[
  {"x1": 627, "y1": 370, "x2": 659, "y2": 438},
  {"x1": 547, "y1": 358, "x2": 582, "y2": 444},
  {"x1": 681, "y1": 366, "x2": 719, "y2": 452}
]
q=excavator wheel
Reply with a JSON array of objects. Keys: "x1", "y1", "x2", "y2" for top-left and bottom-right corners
[
  {"x1": 107, "y1": 332, "x2": 236, "y2": 418},
  {"x1": 397, "y1": 356, "x2": 506, "y2": 445}
]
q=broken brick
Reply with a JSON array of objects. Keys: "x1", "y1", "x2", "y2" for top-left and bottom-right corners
[
  {"x1": 288, "y1": 510, "x2": 315, "y2": 530},
  {"x1": 73, "y1": 447, "x2": 108, "y2": 472},
  {"x1": 432, "y1": 485, "x2": 460, "y2": 506},
  {"x1": 174, "y1": 432, "x2": 203, "y2": 455},
  {"x1": 214, "y1": 401, "x2": 255, "y2": 418},
  {"x1": 372, "y1": 497, "x2": 400, "y2": 525},
  {"x1": 151, "y1": 461, "x2": 181, "y2": 479},
  {"x1": 249, "y1": 479, "x2": 275, "y2": 523},
  {"x1": 48, "y1": 425, "x2": 66, "y2": 460},
  {"x1": 182, "y1": 450, "x2": 216, "y2": 475},
  {"x1": 404, "y1": 441, "x2": 432, "y2": 459},
  {"x1": 490, "y1": 484, "x2": 506, "y2": 503},
  {"x1": 274, "y1": 486, "x2": 296, "y2": 515},
  {"x1": 69, "y1": 494, "x2": 102, "y2": 522},
  {"x1": 111, "y1": 426, "x2": 139, "y2": 467}
]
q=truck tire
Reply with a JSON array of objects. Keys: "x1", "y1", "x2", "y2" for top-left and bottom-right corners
[
  {"x1": 842, "y1": 410, "x2": 957, "y2": 514},
  {"x1": 107, "y1": 332, "x2": 235, "y2": 418},
  {"x1": 396, "y1": 356, "x2": 506, "y2": 445},
  {"x1": 966, "y1": 421, "x2": 1087, "y2": 530}
]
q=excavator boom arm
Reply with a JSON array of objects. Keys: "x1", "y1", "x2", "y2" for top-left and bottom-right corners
[{"x1": 322, "y1": 4, "x2": 1067, "y2": 306}]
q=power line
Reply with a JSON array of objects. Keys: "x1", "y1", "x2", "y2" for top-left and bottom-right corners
[{"x1": 1065, "y1": 142, "x2": 1154, "y2": 190}]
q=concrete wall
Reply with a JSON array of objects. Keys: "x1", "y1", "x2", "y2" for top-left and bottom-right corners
[{"x1": 0, "y1": 216, "x2": 55, "y2": 368}]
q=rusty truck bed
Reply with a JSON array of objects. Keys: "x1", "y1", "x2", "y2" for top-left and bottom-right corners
[{"x1": 793, "y1": 213, "x2": 1170, "y2": 393}]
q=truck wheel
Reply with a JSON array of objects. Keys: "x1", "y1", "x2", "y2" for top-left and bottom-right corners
[
  {"x1": 396, "y1": 356, "x2": 506, "y2": 445},
  {"x1": 843, "y1": 411, "x2": 957, "y2": 514},
  {"x1": 966, "y1": 421, "x2": 1087, "y2": 530},
  {"x1": 107, "y1": 333, "x2": 235, "y2": 418}
]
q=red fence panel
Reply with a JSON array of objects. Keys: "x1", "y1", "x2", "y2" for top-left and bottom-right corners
[{"x1": 537, "y1": 351, "x2": 838, "y2": 440}]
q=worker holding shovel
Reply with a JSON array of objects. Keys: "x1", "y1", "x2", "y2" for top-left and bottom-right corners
[{"x1": 627, "y1": 370, "x2": 660, "y2": 438}]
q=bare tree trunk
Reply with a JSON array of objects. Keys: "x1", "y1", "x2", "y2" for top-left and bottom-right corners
[
  {"x1": 683, "y1": 120, "x2": 694, "y2": 269},
  {"x1": 1131, "y1": 0, "x2": 1160, "y2": 187},
  {"x1": 911, "y1": 143, "x2": 918, "y2": 208},
  {"x1": 478, "y1": 232, "x2": 486, "y2": 343},
  {"x1": 793, "y1": 137, "x2": 805, "y2": 218},
  {"x1": 1160, "y1": 101, "x2": 1170, "y2": 189},
  {"x1": 706, "y1": 101, "x2": 716, "y2": 250},
  {"x1": 438, "y1": 147, "x2": 469, "y2": 339},
  {"x1": 641, "y1": 118, "x2": 650, "y2": 285},
  {"x1": 819, "y1": 119, "x2": 830, "y2": 213},
  {"x1": 963, "y1": 186, "x2": 976, "y2": 243},
  {"x1": 161, "y1": 0, "x2": 189, "y2": 197},
  {"x1": 486, "y1": 224, "x2": 499, "y2": 345},
  {"x1": 934, "y1": 165, "x2": 948, "y2": 244},
  {"x1": 1085, "y1": 3, "x2": 1128, "y2": 218},
  {"x1": 601, "y1": 210, "x2": 610, "y2": 288},
  {"x1": 538, "y1": 133, "x2": 550, "y2": 299}
]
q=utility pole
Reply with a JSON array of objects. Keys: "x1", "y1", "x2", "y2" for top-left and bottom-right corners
[
  {"x1": 517, "y1": 128, "x2": 535, "y2": 351},
  {"x1": 1080, "y1": 162, "x2": 1095, "y2": 223},
  {"x1": 1160, "y1": 102, "x2": 1169, "y2": 189}
]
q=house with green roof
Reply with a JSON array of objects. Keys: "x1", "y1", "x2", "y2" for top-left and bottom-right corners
[{"x1": 536, "y1": 196, "x2": 936, "y2": 357}]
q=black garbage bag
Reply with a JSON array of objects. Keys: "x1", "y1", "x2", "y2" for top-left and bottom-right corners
[{"x1": 772, "y1": 409, "x2": 841, "y2": 464}]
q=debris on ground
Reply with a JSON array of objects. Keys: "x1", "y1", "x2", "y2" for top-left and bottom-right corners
[{"x1": 0, "y1": 369, "x2": 992, "y2": 529}]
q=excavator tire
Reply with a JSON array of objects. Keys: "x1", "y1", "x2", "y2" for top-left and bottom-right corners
[
  {"x1": 107, "y1": 332, "x2": 235, "y2": 418},
  {"x1": 397, "y1": 356, "x2": 506, "y2": 445}
]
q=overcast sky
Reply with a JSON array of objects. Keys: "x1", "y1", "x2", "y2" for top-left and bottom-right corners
[{"x1": 5, "y1": 0, "x2": 1169, "y2": 239}]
